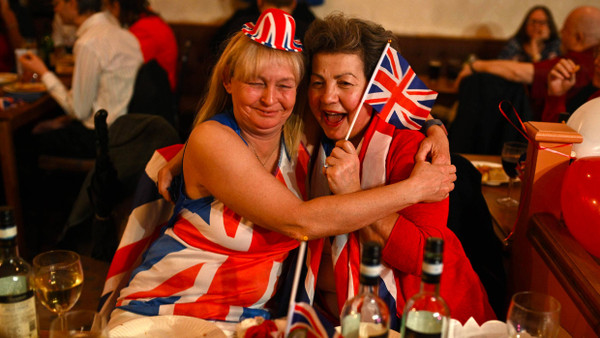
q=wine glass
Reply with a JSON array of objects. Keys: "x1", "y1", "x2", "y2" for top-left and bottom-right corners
[
  {"x1": 497, "y1": 141, "x2": 528, "y2": 207},
  {"x1": 33, "y1": 250, "x2": 84, "y2": 328},
  {"x1": 49, "y1": 310, "x2": 107, "y2": 338},
  {"x1": 506, "y1": 291, "x2": 561, "y2": 338}
]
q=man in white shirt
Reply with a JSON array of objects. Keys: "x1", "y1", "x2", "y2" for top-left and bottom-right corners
[{"x1": 19, "y1": 0, "x2": 143, "y2": 157}]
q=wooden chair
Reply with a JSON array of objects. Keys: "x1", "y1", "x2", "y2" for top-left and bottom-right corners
[
  {"x1": 509, "y1": 121, "x2": 600, "y2": 336},
  {"x1": 38, "y1": 155, "x2": 94, "y2": 172}
]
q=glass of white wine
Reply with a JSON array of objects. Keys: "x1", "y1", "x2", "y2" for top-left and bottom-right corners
[
  {"x1": 49, "y1": 310, "x2": 107, "y2": 338},
  {"x1": 33, "y1": 250, "x2": 84, "y2": 329}
]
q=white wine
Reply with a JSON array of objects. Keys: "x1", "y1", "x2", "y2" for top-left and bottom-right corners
[
  {"x1": 0, "y1": 206, "x2": 38, "y2": 338},
  {"x1": 403, "y1": 311, "x2": 446, "y2": 338},
  {"x1": 400, "y1": 238, "x2": 449, "y2": 338},
  {"x1": 340, "y1": 242, "x2": 390, "y2": 338},
  {"x1": 35, "y1": 270, "x2": 83, "y2": 314}
]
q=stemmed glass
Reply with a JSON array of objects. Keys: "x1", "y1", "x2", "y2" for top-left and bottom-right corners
[
  {"x1": 33, "y1": 250, "x2": 84, "y2": 328},
  {"x1": 506, "y1": 291, "x2": 561, "y2": 337},
  {"x1": 497, "y1": 141, "x2": 528, "y2": 207},
  {"x1": 49, "y1": 310, "x2": 107, "y2": 338}
]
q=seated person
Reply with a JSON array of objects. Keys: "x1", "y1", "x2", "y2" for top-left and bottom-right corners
[
  {"x1": 18, "y1": 0, "x2": 143, "y2": 158},
  {"x1": 108, "y1": 9, "x2": 456, "y2": 328},
  {"x1": 106, "y1": 0, "x2": 178, "y2": 92},
  {"x1": 498, "y1": 5, "x2": 561, "y2": 62},
  {"x1": 456, "y1": 6, "x2": 600, "y2": 120},
  {"x1": 303, "y1": 13, "x2": 495, "y2": 327},
  {"x1": 542, "y1": 45, "x2": 600, "y2": 121},
  {"x1": 0, "y1": 0, "x2": 23, "y2": 71}
]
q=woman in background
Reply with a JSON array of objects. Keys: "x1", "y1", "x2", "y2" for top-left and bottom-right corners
[
  {"x1": 106, "y1": 0, "x2": 178, "y2": 91},
  {"x1": 498, "y1": 5, "x2": 561, "y2": 62}
]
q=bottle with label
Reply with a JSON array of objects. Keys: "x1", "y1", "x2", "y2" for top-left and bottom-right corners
[
  {"x1": 0, "y1": 206, "x2": 38, "y2": 338},
  {"x1": 340, "y1": 241, "x2": 390, "y2": 338},
  {"x1": 401, "y1": 237, "x2": 449, "y2": 338}
]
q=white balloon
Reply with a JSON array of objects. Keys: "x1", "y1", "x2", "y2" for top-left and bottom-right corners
[{"x1": 567, "y1": 97, "x2": 600, "y2": 159}]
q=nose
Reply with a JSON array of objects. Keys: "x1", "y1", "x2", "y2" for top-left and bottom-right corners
[
  {"x1": 260, "y1": 85, "x2": 276, "y2": 106},
  {"x1": 321, "y1": 84, "x2": 338, "y2": 104}
]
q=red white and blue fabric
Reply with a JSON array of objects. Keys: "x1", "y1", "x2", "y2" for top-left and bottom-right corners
[
  {"x1": 242, "y1": 8, "x2": 303, "y2": 52},
  {"x1": 99, "y1": 144, "x2": 180, "y2": 319},
  {"x1": 308, "y1": 117, "x2": 401, "y2": 329},
  {"x1": 306, "y1": 115, "x2": 496, "y2": 329},
  {"x1": 100, "y1": 111, "x2": 311, "y2": 324},
  {"x1": 364, "y1": 44, "x2": 437, "y2": 130},
  {"x1": 289, "y1": 302, "x2": 341, "y2": 338}
]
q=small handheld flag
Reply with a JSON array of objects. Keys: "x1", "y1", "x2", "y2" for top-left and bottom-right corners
[{"x1": 345, "y1": 43, "x2": 438, "y2": 139}]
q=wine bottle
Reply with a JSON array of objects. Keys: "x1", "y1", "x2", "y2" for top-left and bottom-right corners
[
  {"x1": 401, "y1": 237, "x2": 449, "y2": 338},
  {"x1": 0, "y1": 206, "x2": 38, "y2": 338},
  {"x1": 340, "y1": 241, "x2": 390, "y2": 338}
]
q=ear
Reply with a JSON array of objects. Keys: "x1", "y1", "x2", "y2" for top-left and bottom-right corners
[{"x1": 222, "y1": 68, "x2": 232, "y2": 94}]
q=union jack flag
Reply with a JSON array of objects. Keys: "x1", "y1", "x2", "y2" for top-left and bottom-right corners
[
  {"x1": 242, "y1": 8, "x2": 303, "y2": 52},
  {"x1": 364, "y1": 44, "x2": 437, "y2": 130}
]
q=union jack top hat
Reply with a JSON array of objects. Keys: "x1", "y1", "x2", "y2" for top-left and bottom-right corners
[{"x1": 242, "y1": 8, "x2": 303, "y2": 52}]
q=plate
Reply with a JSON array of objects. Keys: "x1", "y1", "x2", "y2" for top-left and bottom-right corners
[
  {"x1": 470, "y1": 160, "x2": 510, "y2": 186},
  {"x1": 0, "y1": 72, "x2": 17, "y2": 85},
  {"x1": 3, "y1": 82, "x2": 46, "y2": 102},
  {"x1": 109, "y1": 315, "x2": 227, "y2": 337},
  {"x1": 3, "y1": 82, "x2": 46, "y2": 93}
]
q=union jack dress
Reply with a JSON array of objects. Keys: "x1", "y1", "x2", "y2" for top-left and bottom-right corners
[{"x1": 110, "y1": 111, "x2": 309, "y2": 323}]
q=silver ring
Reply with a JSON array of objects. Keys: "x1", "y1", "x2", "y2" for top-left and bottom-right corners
[{"x1": 323, "y1": 163, "x2": 330, "y2": 168}]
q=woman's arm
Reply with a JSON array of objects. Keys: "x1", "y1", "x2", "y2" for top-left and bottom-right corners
[{"x1": 183, "y1": 122, "x2": 455, "y2": 241}]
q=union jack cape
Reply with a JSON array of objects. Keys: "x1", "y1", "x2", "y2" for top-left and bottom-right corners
[{"x1": 99, "y1": 144, "x2": 181, "y2": 319}]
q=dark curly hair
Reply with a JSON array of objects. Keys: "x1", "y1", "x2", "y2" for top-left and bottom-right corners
[{"x1": 303, "y1": 12, "x2": 399, "y2": 79}]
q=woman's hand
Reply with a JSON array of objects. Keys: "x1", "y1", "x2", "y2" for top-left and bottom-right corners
[
  {"x1": 547, "y1": 58, "x2": 578, "y2": 97},
  {"x1": 157, "y1": 149, "x2": 184, "y2": 203},
  {"x1": 409, "y1": 160, "x2": 456, "y2": 203},
  {"x1": 415, "y1": 125, "x2": 450, "y2": 165},
  {"x1": 324, "y1": 140, "x2": 361, "y2": 195}
]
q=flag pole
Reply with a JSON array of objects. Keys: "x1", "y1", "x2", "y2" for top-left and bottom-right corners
[
  {"x1": 284, "y1": 240, "x2": 307, "y2": 336},
  {"x1": 344, "y1": 42, "x2": 391, "y2": 141}
]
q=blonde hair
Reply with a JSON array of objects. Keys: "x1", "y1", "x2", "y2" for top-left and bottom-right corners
[{"x1": 194, "y1": 32, "x2": 306, "y2": 157}]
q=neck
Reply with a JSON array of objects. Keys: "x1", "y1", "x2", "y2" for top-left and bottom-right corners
[{"x1": 243, "y1": 132, "x2": 281, "y2": 170}]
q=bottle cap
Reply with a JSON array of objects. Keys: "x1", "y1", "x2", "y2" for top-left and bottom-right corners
[
  {"x1": 0, "y1": 206, "x2": 17, "y2": 239},
  {"x1": 362, "y1": 241, "x2": 382, "y2": 266},
  {"x1": 360, "y1": 242, "x2": 382, "y2": 283},
  {"x1": 425, "y1": 237, "x2": 444, "y2": 254}
]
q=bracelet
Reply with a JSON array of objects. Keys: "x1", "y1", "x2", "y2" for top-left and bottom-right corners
[{"x1": 420, "y1": 118, "x2": 447, "y2": 136}]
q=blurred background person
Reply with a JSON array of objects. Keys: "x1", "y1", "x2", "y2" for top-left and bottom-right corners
[
  {"x1": 498, "y1": 5, "x2": 561, "y2": 62},
  {"x1": 18, "y1": 0, "x2": 143, "y2": 158},
  {"x1": 542, "y1": 45, "x2": 600, "y2": 121},
  {"x1": 106, "y1": 0, "x2": 178, "y2": 92},
  {"x1": 51, "y1": 12, "x2": 76, "y2": 57},
  {"x1": 0, "y1": 0, "x2": 36, "y2": 72}
]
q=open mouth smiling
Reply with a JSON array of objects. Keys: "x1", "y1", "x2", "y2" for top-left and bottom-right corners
[{"x1": 323, "y1": 110, "x2": 345, "y2": 124}]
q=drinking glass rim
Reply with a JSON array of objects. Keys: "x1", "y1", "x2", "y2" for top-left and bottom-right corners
[
  {"x1": 510, "y1": 291, "x2": 561, "y2": 314},
  {"x1": 33, "y1": 249, "x2": 81, "y2": 268}
]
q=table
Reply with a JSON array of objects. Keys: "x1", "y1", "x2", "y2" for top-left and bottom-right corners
[
  {"x1": 460, "y1": 154, "x2": 521, "y2": 245},
  {"x1": 0, "y1": 94, "x2": 59, "y2": 256}
]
